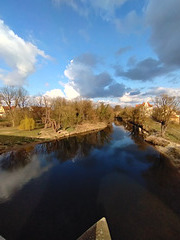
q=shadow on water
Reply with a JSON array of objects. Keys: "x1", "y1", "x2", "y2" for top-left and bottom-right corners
[
  {"x1": 0, "y1": 123, "x2": 180, "y2": 240},
  {"x1": 0, "y1": 149, "x2": 31, "y2": 171},
  {"x1": 34, "y1": 126, "x2": 113, "y2": 163}
]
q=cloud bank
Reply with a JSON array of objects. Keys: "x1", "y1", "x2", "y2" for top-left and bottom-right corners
[
  {"x1": 146, "y1": 0, "x2": 180, "y2": 67},
  {"x1": 64, "y1": 53, "x2": 127, "y2": 98},
  {"x1": 115, "y1": 0, "x2": 180, "y2": 82},
  {"x1": 0, "y1": 20, "x2": 49, "y2": 86},
  {"x1": 119, "y1": 87, "x2": 180, "y2": 106},
  {"x1": 115, "y1": 58, "x2": 172, "y2": 81}
]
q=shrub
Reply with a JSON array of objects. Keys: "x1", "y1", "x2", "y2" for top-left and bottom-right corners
[{"x1": 19, "y1": 116, "x2": 35, "y2": 131}]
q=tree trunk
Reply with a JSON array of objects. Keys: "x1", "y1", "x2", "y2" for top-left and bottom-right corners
[
  {"x1": 161, "y1": 122, "x2": 167, "y2": 137},
  {"x1": 12, "y1": 119, "x2": 15, "y2": 127},
  {"x1": 9, "y1": 110, "x2": 15, "y2": 127}
]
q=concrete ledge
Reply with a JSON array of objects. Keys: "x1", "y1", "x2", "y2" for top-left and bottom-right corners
[
  {"x1": 0, "y1": 235, "x2": 6, "y2": 240},
  {"x1": 77, "y1": 217, "x2": 112, "y2": 240}
]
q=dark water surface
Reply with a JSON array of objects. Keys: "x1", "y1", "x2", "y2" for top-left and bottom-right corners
[{"x1": 0, "y1": 123, "x2": 180, "y2": 240}]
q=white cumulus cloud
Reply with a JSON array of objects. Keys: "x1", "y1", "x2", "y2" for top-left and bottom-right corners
[
  {"x1": 119, "y1": 92, "x2": 150, "y2": 106},
  {"x1": 44, "y1": 89, "x2": 65, "y2": 98},
  {"x1": 64, "y1": 84, "x2": 80, "y2": 99},
  {"x1": 0, "y1": 19, "x2": 50, "y2": 86}
]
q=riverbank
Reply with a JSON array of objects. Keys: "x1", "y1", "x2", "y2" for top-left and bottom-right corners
[
  {"x1": 116, "y1": 117, "x2": 180, "y2": 169},
  {"x1": 141, "y1": 119, "x2": 180, "y2": 168},
  {"x1": 38, "y1": 122, "x2": 107, "y2": 139},
  {"x1": 145, "y1": 135, "x2": 180, "y2": 168},
  {"x1": 0, "y1": 122, "x2": 107, "y2": 155}
]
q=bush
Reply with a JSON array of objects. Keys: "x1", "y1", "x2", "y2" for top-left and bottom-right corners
[{"x1": 19, "y1": 116, "x2": 35, "y2": 131}]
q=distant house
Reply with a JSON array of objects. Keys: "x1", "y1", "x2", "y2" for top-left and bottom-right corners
[
  {"x1": 170, "y1": 112, "x2": 180, "y2": 124},
  {"x1": 136, "y1": 102, "x2": 153, "y2": 116},
  {"x1": 3, "y1": 106, "x2": 16, "y2": 111},
  {"x1": 0, "y1": 105, "x2": 6, "y2": 117},
  {"x1": 0, "y1": 105, "x2": 16, "y2": 118}
]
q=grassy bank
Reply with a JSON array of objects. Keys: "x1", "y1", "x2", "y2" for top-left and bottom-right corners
[
  {"x1": 117, "y1": 116, "x2": 180, "y2": 168},
  {"x1": 143, "y1": 118, "x2": 180, "y2": 169},
  {"x1": 0, "y1": 122, "x2": 107, "y2": 154},
  {"x1": 145, "y1": 118, "x2": 180, "y2": 144},
  {"x1": 0, "y1": 127, "x2": 43, "y2": 154}
]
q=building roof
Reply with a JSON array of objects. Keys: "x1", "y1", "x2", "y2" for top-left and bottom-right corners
[
  {"x1": 1, "y1": 106, "x2": 16, "y2": 111},
  {"x1": 136, "y1": 102, "x2": 153, "y2": 108}
]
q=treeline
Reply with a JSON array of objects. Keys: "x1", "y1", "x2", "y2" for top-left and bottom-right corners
[
  {"x1": 115, "y1": 106, "x2": 147, "y2": 126},
  {"x1": 114, "y1": 95, "x2": 180, "y2": 137},
  {"x1": 43, "y1": 97, "x2": 114, "y2": 131},
  {"x1": 2, "y1": 87, "x2": 179, "y2": 136},
  {"x1": 0, "y1": 86, "x2": 114, "y2": 131}
]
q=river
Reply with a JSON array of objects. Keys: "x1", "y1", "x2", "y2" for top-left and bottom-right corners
[{"x1": 0, "y1": 123, "x2": 180, "y2": 240}]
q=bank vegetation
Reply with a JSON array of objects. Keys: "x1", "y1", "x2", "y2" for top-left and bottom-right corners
[
  {"x1": 114, "y1": 95, "x2": 180, "y2": 167},
  {"x1": 0, "y1": 86, "x2": 114, "y2": 153}
]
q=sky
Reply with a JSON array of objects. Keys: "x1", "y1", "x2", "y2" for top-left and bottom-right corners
[{"x1": 0, "y1": 0, "x2": 180, "y2": 105}]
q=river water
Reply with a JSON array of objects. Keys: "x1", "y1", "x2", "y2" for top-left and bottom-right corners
[{"x1": 0, "y1": 123, "x2": 180, "y2": 240}]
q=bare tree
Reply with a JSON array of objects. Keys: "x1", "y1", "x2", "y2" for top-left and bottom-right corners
[
  {"x1": 152, "y1": 94, "x2": 180, "y2": 137},
  {"x1": 0, "y1": 86, "x2": 28, "y2": 126},
  {"x1": 42, "y1": 96, "x2": 52, "y2": 129},
  {"x1": 15, "y1": 87, "x2": 28, "y2": 108},
  {"x1": 0, "y1": 86, "x2": 16, "y2": 126}
]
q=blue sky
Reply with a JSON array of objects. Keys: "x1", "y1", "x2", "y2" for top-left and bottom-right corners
[{"x1": 0, "y1": 0, "x2": 180, "y2": 105}]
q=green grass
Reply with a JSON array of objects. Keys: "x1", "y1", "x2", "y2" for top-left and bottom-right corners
[
  {"x1": 0, "y1": 135, "x2": 38, "y2": 145},
  {"x1": 145, "y1": 118, "x2": 180, "y2": 144},
  {"x1": 0, "y1": 126, "x2": 44, "y2": 153},
  {"x1": 165, "y1": 123, "x2": 180, "y2": 143},
  {"x1": 66, "y1": 126, "x2": 75, "y2": 132},
  {"x1": 0, "y1": 127, "x2": 42, "y2": 137},
  {"x1": 145, "y1": 117, "x2": 161, "y2": 133}
]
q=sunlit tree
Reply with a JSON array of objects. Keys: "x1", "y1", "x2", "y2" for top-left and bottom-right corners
[
  {"x1": 0, "y1": 86, "x2": 28, "y2": 126},
  {"x1": 152, "y1": 94, "x2": 180, "y2": 137}
]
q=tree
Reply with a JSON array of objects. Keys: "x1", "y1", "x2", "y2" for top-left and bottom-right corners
[
  {"x1": 119, "y1": 106, "x2": 133, "y2": 122},
  {"x1": 131, "y1": 105, "x2": 147, "y2": 127},
  {"x1": 152, "y1": 94, "x2": 180, "y2": 137},
  {"x1": 96, "y1": 103, "x2": 114, "y2": 123},
  {"x1": 19, "y1": 116, "x2": 35, "y2": 131},
  {"x1": 114, "y1": 105, "x2": 122, "y2": 118},
  {"x1": 15, "y1": 87, "x2": 28, "y2": 108},
  {"x1": 0, "y1": 86, "x2": 28, "y2": 126},
  {"x1": 42, "y1": 96, "x2": 52, "y2": 129},
  {"x1": 0, "y1": 86, "x2": 17, "y2": 126}
]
